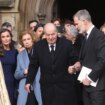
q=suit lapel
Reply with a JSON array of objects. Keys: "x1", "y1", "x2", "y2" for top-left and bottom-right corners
[
  {"x1": 44, "y1": 40, "x2": 53, "y2": 62},
  {"x1": 84, "y1": 27, "x2": 96, "y2": 54},
  {"x1": 79, "y1": 37, "x2": 86, "y2": 59},
  {"x1": 54, "y1": 38, "x2": 62, "y2": 62},
  {"x1": 80, "y1": 27, "x2": 96, "y2": 59}
]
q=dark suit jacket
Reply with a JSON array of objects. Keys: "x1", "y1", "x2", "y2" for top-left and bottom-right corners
[
  {"x1": 26, "y1": 37, "x2": 77, "y2": 105},
  {"x1": 80, "y1": 27, "x2": 105, "y2": 91}
]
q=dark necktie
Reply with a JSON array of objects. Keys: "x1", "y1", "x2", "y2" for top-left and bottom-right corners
[
  {"x1": 84, "y1": 33, "x2": 87, "y2": 40},
  {"x1": 50, "y1": 45, "x2": 55, "y2": 62},
  {"x1": 83, "y1": 33, "x2": 88, "y2": 48},
  {"x1": 79, "y1": 33, "x2": 88, "y2": 60}
]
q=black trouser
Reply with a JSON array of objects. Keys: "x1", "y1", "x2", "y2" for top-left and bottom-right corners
[{"x1": 83, "y1": 89, "x2": 105, "y2": 105}]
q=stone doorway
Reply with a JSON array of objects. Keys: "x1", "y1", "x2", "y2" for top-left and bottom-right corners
[
  {"x1": 52, "y1": 0, "x2": 105, "y2": 28},
  {"x1": 19, "y1": 0, "x2": 105, "y2": 31}
]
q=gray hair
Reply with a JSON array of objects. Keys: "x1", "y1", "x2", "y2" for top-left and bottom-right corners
[
  {"x1": 69, "y1": 25, "x2": 78, "y2": 37},
  {"x1": 73, "y1": 9, "x2": 92, "y2": 22}
]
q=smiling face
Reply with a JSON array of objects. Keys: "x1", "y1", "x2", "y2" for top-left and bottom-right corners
[{"x1": 0, "y1": 31, "x2": 12, "y2": 47}]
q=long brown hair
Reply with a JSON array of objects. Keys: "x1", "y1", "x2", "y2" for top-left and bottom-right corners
[{"x1": 0, "y1": 28, "x2": 14, "y2": 57}]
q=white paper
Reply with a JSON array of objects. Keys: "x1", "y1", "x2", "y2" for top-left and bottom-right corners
[{"x1": 77, "y1": 66, "x2": 98, "y2": 87}]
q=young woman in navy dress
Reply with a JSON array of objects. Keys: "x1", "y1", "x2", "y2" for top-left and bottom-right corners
[{"x1": 0, "y1": 28, "x2": 18, "y2": 105}]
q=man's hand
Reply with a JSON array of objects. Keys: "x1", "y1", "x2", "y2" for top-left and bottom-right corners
[
  {"x1": 68, "y1": 61, "x2": 81, "y2": 74},
  {"x1": 74, "y1": 61, "x2": 81, "y2": 71},
  {"x1": 25, "y1": 84, "x2": 31, "y2": 93},
  {"x1": 24, "y1": 69, "x2": 28, "y2": 75},
  {"x1": 68, "y1": 65, "x2": 76, "y2": 74},
  {"x1": 17, "y1": 47, "x2": 25, "y2": 53},
  {"x1": 82, "y1": 78, "x2": 91, "y2": 86}
]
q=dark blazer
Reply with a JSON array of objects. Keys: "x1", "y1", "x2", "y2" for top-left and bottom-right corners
[
  {"x1": 26, "y1": 37, "x2": 77, "y2": 105},
  {"x1": 80, "y1": 27, "x2": 105, "y2": 91}
]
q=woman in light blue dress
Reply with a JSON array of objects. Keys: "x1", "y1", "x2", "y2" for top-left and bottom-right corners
[{"x1": 14, "y1": 30, "x2": 42, "y2": 105}]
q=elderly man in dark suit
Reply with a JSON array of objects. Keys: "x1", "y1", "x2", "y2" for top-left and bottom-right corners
[
  {"x1": 25, "y1": 23, "x2": 78, "y2": 105},
  {"x1": 68, "y1": 9, "x2": 105, "y2": 105}
]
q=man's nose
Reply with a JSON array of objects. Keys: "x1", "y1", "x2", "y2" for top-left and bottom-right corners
[{"x1": 49, "y1": 35, "x2": 53, "y2": 38}]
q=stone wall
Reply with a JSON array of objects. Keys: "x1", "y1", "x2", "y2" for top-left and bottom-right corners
[
  {"x1": 0, "y1": 0, "x2": 56, "y2": 33},
  {"x1": 0, "y1": 0, "x2": 19, "y2": 31}
]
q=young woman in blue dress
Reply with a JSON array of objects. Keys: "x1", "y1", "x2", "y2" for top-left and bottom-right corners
[{"x1": 0, "y1": 28, "x2": 18, "y2": 105}]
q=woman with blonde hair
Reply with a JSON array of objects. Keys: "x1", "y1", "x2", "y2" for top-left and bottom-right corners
[{"x1": 14, "y1": 30, "x2": 42, "y2": 105}]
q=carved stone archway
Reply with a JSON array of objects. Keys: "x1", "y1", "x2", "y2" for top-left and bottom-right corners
[
  {"x1": 19, "y1": 0, "x2": 56, "y2": 31},
  {"x1": 38, "y1": 0, "x2": 55, "y2": 23}
]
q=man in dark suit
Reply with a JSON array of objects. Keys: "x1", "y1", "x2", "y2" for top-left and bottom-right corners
[
  {"x1": 25, "y1": 23, "x2": 77, "y2": 105},
  {"x1": 68, "y1": 9, "x2": 105, "y2": 105}
]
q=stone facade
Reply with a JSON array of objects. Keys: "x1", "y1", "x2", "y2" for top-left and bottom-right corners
[{"x1": 0, "y1": 0, "x2": 56, "y2": 34}]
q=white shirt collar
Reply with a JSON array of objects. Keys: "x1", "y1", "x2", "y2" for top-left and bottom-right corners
[
  {"x1": 48, "y1": 43, "x2": 56, "y2": 51},
  {"x1": 86, "y1": 25, "x2": 94, "y2": 39}
]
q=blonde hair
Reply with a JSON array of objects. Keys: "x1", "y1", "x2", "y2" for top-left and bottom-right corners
[{"x1": 19, "y1": 30, "x2": 35, "y2": 47}]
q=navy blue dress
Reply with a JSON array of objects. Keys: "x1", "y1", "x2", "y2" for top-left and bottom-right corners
[{"x1": 0, "y1": 49, "x2": 18, "y2": 105}]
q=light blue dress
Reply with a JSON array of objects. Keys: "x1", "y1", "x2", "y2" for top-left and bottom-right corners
[{"x1": 14, "y1": 49, "x2": 42, "y2": 105}]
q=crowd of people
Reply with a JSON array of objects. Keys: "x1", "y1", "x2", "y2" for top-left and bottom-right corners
[{"x1": 0, "y1": 9, "x2": 105, "y2": 105}]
